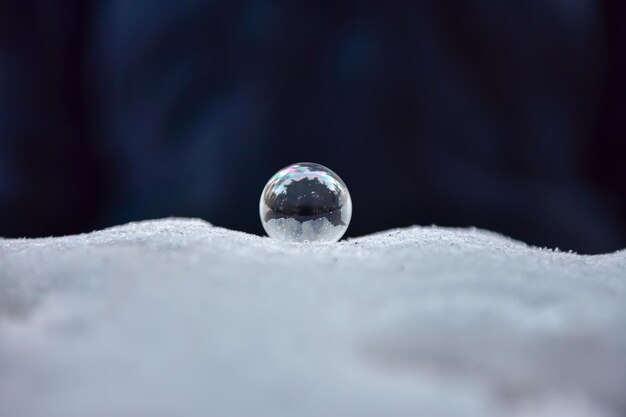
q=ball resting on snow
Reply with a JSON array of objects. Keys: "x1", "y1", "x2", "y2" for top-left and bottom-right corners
[{"x1": 260, "y1": 162, "x2": 352, "y2": 243}]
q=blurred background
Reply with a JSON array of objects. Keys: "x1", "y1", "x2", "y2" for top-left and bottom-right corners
[{"x1": 0, "y1": 0, "x2": 624, "y2": 253}]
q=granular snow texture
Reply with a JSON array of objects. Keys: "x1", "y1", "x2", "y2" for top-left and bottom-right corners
[{"x1": 0, "y1": 218, "x2": 625, "y2": 417}]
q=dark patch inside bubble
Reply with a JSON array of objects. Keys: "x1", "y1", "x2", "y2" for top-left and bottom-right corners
[{"x1": 263, "y1": 177, "x2": 346, "y2": 226}]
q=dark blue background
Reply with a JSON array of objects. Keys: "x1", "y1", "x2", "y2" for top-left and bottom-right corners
[{"x1": 1, "y1": 1, "x2": 624, "y2": 253}]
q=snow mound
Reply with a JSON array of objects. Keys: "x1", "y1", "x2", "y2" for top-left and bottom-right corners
[{"x1": 1, "y1": 218, "x2": 625, "y2": 417}]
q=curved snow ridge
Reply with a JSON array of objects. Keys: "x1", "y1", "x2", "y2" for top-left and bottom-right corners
[
  {"x1": 0, "y1": 218, "x2": 625, "y2": 417},
  {"x1": 3, "y1": 217, "x2": 623, "y2": 257}
]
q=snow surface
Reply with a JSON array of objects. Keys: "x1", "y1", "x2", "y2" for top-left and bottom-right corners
[{"x1": 0, "y1": 218, "x2": 625, "y2": 417}]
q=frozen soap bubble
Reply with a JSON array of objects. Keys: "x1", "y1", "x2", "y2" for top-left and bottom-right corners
[{"x1": 260, "y1": 162, "x2": 352, "y2": 243}]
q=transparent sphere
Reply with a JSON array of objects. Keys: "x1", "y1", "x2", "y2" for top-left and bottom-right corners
[{"x1": 260, "y1": 162, "x2": 352, "y2": 243}]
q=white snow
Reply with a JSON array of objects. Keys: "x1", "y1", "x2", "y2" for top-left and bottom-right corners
[{"x1": 0, "y1": 218, "x2": 624, "y2": 417}]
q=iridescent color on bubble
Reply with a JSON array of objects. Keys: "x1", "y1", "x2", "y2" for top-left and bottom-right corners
[{"x1": 260, "y1": 162, "x2": 352, "y2": 243}]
